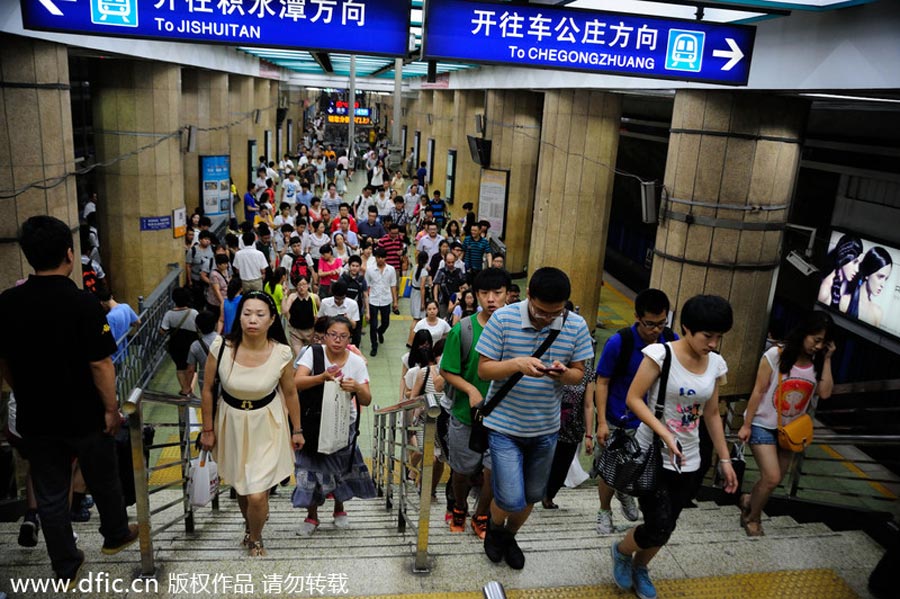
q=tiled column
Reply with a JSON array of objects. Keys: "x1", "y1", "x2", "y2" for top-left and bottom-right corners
[
  {"x1": 530, "y1": 90, "x2": 622, "y2": 328},
  {"x1": 450, "y1": 90, "x2": 485, "y2": 211},
  {"x1": 182, "y1": 70, "x2": 229, "y2": 214},
  {"x1": 428, "y1": 90, "x2": 453, "y2": 197},
  {"x1": 229, "y1": 74, "x2": 254, "y2": 196},
  {"x1": 484, "y1": 90, "x2": 542, "y2": 275},
  {"x1": 93, "y1": 60, "x2": 183, "y2": 304},
  {"x1": 651, "y1": 90, "x2": 808, "y2": 394},
  {"x1": 0, "y1": 35, "x2": 79, "y2": 289}
]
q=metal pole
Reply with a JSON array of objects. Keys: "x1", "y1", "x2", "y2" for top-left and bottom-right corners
[
  {"x1": 125, "y1": 388, "x2": 156, "y2": 577},
  {"x1": 348, "y1": 55, "x2": 356, "y2": 150},
  {"x1": 413, "y1": 414, "x2": 436, "y2": 573},
  {"x1": 386, "y1": 411, "x2": 396, "y2": 511},
  {"x1": 179, "y1": 405, "x2": 195, "y2": 533},
  {"x1": 393, "y1": 58, "x2": 402, "y2": 144}
]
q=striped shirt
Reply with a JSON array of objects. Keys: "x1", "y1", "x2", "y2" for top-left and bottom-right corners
[
  {"x1": 476, "y1": 301, "x2": 594, "y2": 437},
  {"x1": 463, "y1": 236, "x2": 491, "y2": 271},
  {"x1": 377, "y1": 234, "x2": 405, "y2": 270}
]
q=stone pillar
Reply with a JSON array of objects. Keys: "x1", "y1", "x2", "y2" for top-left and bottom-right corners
[
  {"x1": 484, "y1": 90, "x2": 542, "y2": 275},
  {"x1": 651, "y1": 90, "x2": 808, "y2": 394},
  {"x1": 254, "y1": 79, "x2": 272, "y2": 162},
  {"x1": 530, "y1": 90, "x2": 622, "y2": 327},
  {"x1": 93, "y1": 60, "x2": 183, "y2": 304},
  {"x1": 182, "y1": 70, "x2": 229, "y2": 214},
  {"x1": 229, "y1": 74, "x2": 254, "y2": 199},
  {"x1": 429, "y1": 90, "x2": 453, "y2": 199},
  {"x1": 417, "y1": 90, "x2": 434, "y2": 180},
  {"x1": 0, "y1": 35, "x2": 79, "y2": 290},
  {"x1": 450, "y1": 90, "x2": 484, "y2": 211}
]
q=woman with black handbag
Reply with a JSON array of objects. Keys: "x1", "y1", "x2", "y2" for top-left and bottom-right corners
[{"x1": 610, "y1": 296, "x2": 738, "y2": 599}]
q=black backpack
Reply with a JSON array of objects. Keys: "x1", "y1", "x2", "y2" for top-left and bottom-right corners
[
  {"x1": 610, "y1": 325, "x2": 676, "y2": 379},
  {"x1": 82, "y1": 260, "x2": 99, "y2": 294},
  {"x1": 289, "y1": 254, "x2": 310, "y2": 287}
]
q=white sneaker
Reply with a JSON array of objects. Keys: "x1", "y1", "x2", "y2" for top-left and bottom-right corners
[
  {"x1": 596, "y1": 509, "x2": 614, "y2": 534},
  {"x1": 296, "y1": 518, "x2": 319, "y2": 536},
  {"x1": 616, "y1": 491, "x2": 640, "y2": 522},
  {"x1": 333, "y1": 512, "x2": 350, "y2": 529}
]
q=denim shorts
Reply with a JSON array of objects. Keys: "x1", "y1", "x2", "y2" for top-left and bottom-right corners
[
  {"x1": 749, "y1": 424, "x2": 778, "y2": 445},
  {"x1": 488, "y1": 429, "x2": 558, "y2": 512}
]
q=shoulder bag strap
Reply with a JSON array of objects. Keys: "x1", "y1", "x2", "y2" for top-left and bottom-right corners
[
  {"x1": 479, "y1": 311, "x2": 569, "y2": 418},
  {"x1": 171, "y1": 309, "x2": 192, "y2": 333},
  {"x1": 776, "y1": 347, "x2": 785, "y2": 430},
  {"x1": 653, "y1": 343, "x2": 673, "y2": 420}
]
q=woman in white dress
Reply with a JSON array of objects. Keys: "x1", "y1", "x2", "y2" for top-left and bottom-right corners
[{"x1": 200, "y1": 291, "x2": 303, "y2": 557}]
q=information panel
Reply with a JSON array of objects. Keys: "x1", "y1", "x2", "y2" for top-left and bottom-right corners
[
  {"x1": 478, "y1": 168, "x2": 509, "y2": 241},
  {"x1": 200, "y1": 155, "x2": 231, "y2": 216},
  {"x1": 424, "y1": 0, "x2": 755, "y2": 86},
  {"x1": 21, "y1": 0, "x2": 411, "y2": 57}
]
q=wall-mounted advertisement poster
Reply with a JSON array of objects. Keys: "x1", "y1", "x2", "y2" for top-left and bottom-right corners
[{"x1": 817, "y1": 230, "x2": 899, "y2": 339}]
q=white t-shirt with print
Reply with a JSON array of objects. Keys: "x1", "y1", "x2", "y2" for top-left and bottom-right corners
[
  {"x1": 635, "y1": 343, "x2": 728, "y2": 473},
  {"x1": 413, "y1": 318, "x2": 451, "y2": 343},
  {"x1": 749, "y1": 346, "x2": 818, "y2": 430},
  {"x1": 297, "y1": 348, "x2": 369, "y2": 424}
]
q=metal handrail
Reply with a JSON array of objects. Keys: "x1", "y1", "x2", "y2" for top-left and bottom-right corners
[
  {"x1": 112, "y1": 266, "x2": 183, "y2": 403},
  {"x1": 371, "y1": 393, "x2": 442, "y2": 573},
  {"x1": 124, "y1": 387, "x2": 225, "y2": 577}
]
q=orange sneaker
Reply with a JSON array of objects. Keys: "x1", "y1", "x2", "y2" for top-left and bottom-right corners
[
  {"x1": 471, "y1": 514, "x2": 489, "y2": 540},
  {"x1": 449, "y1": 508, "x2": 466, "y2": 533}
]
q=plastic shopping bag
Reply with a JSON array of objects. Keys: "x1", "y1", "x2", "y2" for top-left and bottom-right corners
[
  {"x1": 189, "y1": 450, "x2": 219, "y2": 507},
  {"x1": 317, "y1": 381, "x2": 353, "y2": 455}
]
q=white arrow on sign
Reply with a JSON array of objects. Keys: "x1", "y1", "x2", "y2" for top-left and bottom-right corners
[
  {"x1": 38, "y1": 0, "x2": 65, "y2": 16},
  {"x1": 712, "y1": 38, "x2": 744, "y2": 72}
]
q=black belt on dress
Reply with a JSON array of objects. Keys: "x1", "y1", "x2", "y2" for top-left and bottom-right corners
[{"x1": 222, "y1": 388, "x2": 277, "y2": 411}]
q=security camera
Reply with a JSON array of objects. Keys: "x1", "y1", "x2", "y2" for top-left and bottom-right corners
[{"x1": 786, "y1": 250, "x2": 819, "y2": 276}]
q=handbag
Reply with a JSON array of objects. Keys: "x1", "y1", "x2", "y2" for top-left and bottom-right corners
[
  {"x1": 469, "y1": 312, "x2": 568, "y2": 453},
  {"x1": 775, "y1": 360, "x2": 815, "y2": 452},
  {"x1": 189, "y1": 450, "x2": 219, "y2": 507},
  {"x1": 596, "y1": 343, "x2": 672, "y2": 496}
]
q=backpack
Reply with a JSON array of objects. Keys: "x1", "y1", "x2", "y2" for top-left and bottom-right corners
[
  {"x1": 82, "y1": 260, "x2": 99, "y2": 293},
  {"x1": 610, "y1": 325, "x2": 676, "y2": 380},
  {"x1": 289, "y1": 253, "x2": 311, "y2": 287},
  {"x1": 444, "y1": 315, "x2": 475, "y2": 405}
]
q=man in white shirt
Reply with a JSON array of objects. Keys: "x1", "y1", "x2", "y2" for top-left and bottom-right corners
[
  {"x1": 404, "y1": 183, "x2": 422, "y2": 218},
  {"x1": 417, "y1": 223, "x2": 445, "y2": 260},
  {"x1": 364, "y1": 248, "x2": 398, "y2": 357},
  {"x1": 281, "y1": 171, "x2": 301, "y2": 206},
  {"x1": 375, "y1": 190, "x2": 393, "y2": 218},
  {"x1": 232, "y1": 231, "x2": 269, "y2": 292},
  {"x1": 319, "y1": 280, "x2": 360, "y2": 329}
]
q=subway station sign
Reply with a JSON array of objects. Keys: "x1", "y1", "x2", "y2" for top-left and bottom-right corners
[
  {"x1": 20, "y1": 0, "x2": 411, "y2": 57},
  {"x1": 423, "y1": 0, "x2": 756, "y2": 86}
]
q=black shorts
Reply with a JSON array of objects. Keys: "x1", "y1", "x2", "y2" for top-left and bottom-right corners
[{"x1": 168, "y1": 329, "x2": 195, "y2": 370}]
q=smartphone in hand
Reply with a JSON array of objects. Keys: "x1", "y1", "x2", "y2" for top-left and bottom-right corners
[
  {"x1": 673, "y1": 440, "x2": 684, "y2": 473},
  {"x1": 537, "y1": 366, "x2": 565, "y2": 374}
]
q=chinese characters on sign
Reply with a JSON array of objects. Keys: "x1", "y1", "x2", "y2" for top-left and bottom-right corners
[
  {"x1": 166, "y1": 571, "x2": 350, "y2": 595},
  {"x1": 424, "y1": 0, "x2": 755, "y2": 85},
  {"x1": 21, "y1": 0, "x2": 410, "y2": 57}
]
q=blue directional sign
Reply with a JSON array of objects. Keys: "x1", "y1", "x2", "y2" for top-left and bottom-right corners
[
  {"x1": 20, "y1": 0, "x2": 411, "y2": 57},
  {"x1": 423, "y1": 0, "x2": 756, "y2": 86}
]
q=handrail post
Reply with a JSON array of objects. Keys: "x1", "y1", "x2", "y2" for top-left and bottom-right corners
[
  {"x1": 178, "y1": 405, "x2": 195, "y2": 533},
  {"x1": 124, "y1": 388, "x2": 156, "y2": 577},
  {"x1": 386, "y1": 411, "x2": 396, "y2": 511},
  {"x1": 373, "y1": 411, "x2": 384, "y2": 496},
  {"x1": 413, "y1": 414, "x2": 437, "y2": 573}
]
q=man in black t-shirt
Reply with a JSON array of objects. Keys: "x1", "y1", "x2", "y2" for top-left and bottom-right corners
[{"x1": 0, "y1": 216, "x2": 138, "y2": 586}]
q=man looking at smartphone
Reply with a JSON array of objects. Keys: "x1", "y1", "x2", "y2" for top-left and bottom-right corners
[
  {"x1": 592, "y1": 288, "x2": 676, "y2": 534},
  {"x1": 475, "y1": 267, "x2": 594, "y2": 569}
]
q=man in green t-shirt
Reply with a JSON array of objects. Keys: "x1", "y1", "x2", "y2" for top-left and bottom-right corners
[{"x1": 440, "y1": 268, "x2": 511, "y2": 539}]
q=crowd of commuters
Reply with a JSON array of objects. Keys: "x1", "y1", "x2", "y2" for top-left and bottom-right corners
[{"x1": 1, "y1": 134, "x2": 842, "y2": 597}]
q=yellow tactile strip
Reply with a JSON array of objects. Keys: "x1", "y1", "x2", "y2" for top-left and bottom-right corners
[{"x1": 347, "y1": 569, "x2": 857, "y2": 599}]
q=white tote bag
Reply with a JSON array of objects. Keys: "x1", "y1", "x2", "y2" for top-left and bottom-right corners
[
  {"x1": 317, "y1": 380, "x2": 353, "y2": 455},
  {"x1": 189, "y1": 450, "x2": 219, "y2": 507}
]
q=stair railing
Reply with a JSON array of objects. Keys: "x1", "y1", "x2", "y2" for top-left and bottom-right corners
[
  {"x1": 371, "y1": 393, "x2": 442, "y2": 573},
  {"x1": 123, "y1": 387, "x2": 225, "y2": 578}
]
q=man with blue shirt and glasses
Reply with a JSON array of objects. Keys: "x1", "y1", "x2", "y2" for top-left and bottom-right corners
[
  {"x1": 592, "y1": 288, "x2": 676, "y2": 534},
  {"x1": 475, "y1": 267, "x2": 594, "y2": 569}
]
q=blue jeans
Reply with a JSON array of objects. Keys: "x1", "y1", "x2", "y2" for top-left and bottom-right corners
[
  {"x1": 750, "y1": 424, "x2": 778, "y2": 445},
  {"x1": 488, "y1": 430, "x2": 558, "y2": 512}
]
